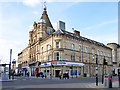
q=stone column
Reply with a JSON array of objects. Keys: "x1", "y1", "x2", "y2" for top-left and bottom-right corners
[{"x1": 54, "y1": 68, "x2": 55, "y2": 77}]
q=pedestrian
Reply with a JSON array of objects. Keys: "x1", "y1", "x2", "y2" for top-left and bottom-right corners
[
  {"x1": 59, "y1": 73, "x2": 62, "y2": 80},
  {"x1": 42, "y1": 73, "x2": 44, "y2": 78},
  {"x1": 67, "y1": 73, "x2": 69, "y2": 79},
  {"x1": 27, "y1": 72, "x2": 29, "y2": 77}
]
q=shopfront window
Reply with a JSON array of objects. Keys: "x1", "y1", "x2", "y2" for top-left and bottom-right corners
[{"x1": 86, "y1": 66, "x2": 88, "y2": 73}]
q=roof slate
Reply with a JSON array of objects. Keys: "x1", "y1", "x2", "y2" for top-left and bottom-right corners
[{"x1": 53, "y1": 29, "x2": 111, "y2": 49}]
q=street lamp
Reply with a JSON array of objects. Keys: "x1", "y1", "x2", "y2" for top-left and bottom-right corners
[{"x1": 70, "y1": 65, "x2": 73, "y2": 78}]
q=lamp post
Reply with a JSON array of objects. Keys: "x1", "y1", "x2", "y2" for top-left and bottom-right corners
[
  {"x1": 102, "y1": 58, "x2": 104, "y2": 84},
  {"x1": 9, "y1": 49, "x2": 12, "y2": 79},
  {"x1": 96, "y1": 54, "x2": 98, "y2": 86},
  {"x1": 50, "y1": 63, "x2": 54, "y2": 79}
]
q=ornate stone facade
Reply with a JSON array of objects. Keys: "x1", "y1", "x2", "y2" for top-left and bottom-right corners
[{"x1": 18, "y1": 5, "x2": 112, "y2": 77}]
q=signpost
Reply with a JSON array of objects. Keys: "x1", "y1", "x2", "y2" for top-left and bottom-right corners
[{"x1": 9, "y1": 49, "x2": 12, "y2": 79}]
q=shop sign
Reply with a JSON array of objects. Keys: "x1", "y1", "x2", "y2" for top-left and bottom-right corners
[
  {"x1": 40, "y1": 62, "x2": 51, "y2": 66},
  {"x1": 44, "y1": 63, "x2": 47, "y2": 66},
  {"x1": 58, "y1": 62, "x2": 66, "y2": 65},
  {"x1": 51, "y1": 62, "x2": 57, "y2": 65}
]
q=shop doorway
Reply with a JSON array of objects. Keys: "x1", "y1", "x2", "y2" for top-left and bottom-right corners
[{"x1": 55, "y1": 70, "x2": 60, "y2": 77}]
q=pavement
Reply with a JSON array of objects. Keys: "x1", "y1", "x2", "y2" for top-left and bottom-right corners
[{"x1": 0, "y1": 79, "x2": 17, "y2": 82}]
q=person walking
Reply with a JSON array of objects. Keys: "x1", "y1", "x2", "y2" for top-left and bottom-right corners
[{"x1": 59, "y1": 73, "x2": 62, "y2": 80}]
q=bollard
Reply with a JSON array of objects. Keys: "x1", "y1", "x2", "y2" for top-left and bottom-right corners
[
  {"x1": 96, "y1": 74, "x2": 98, "y2": 86},
  {"x1": 104, "y1": 75, "x2": 109, "y2": 88},
  {"x1": 109, "y1": 75, "x2": 112, "y2": 88}
]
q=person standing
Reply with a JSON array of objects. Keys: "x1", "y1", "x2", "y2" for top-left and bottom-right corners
[{"x1": 27, "y1": 72, "x2": 29, "y2": 77}]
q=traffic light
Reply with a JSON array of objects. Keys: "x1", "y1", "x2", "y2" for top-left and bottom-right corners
[{"x1": 104, "y1": 58, "x2": 107, "y2": 65}]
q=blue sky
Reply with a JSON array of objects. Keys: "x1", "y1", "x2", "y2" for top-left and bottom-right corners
[{"x1": 0, "y1": 1, "x2": 118, "y2": 64}]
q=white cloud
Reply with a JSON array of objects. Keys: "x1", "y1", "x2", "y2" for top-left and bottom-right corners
[
  {"x1": 22, "y1": 0, "x2": 42, "y2": 7},
  {"x1": 82, "y1": 19, "x2": 118, "y2": 31},
  {"x1": 32, "y1": 11, "x2": 39, "y2": 15}
]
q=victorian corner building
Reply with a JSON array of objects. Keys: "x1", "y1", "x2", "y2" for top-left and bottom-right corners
[{"x1": 18, "y1": 5, "x2": 114, "y2": 78}]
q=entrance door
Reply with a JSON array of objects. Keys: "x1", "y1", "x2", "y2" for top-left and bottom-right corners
[{"x1": 55, "y1": 70, "x2": 60, "y2": 77}]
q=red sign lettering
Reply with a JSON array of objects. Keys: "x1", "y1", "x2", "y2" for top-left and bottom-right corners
[{"x1": 51, "y1": 62, "x2": 57, "y2": 64}]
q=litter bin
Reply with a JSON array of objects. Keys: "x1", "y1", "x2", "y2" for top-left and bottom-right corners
[{"x1": 104, "y1": 75, "x2": 109, "y2": 88}]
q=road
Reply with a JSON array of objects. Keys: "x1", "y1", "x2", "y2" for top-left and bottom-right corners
[{"x1": 1, "y1": 76, "x2": 119, "y2": 89}]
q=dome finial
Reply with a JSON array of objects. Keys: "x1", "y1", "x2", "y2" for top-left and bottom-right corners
[{"x1": 43, "y1": 1, "x2": 47, "y2": 11}]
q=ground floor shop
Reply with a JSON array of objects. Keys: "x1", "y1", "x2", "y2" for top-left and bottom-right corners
[
  {"x1": 83, "y1": 64, "x2": 113, "y2": 77},
  {"x1": 38, "y1": 61, "x2": 84, "y2": 78},
  {"x1": 20, "y1": 61, "x2": 113, "y2": 78}
]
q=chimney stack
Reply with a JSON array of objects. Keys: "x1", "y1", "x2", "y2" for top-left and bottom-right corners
[
  {"x1": 57, "y1": 21, "x2": 65, "y2": 30},
  {"x1": 74, "y1": 30, "x2": 80, "y2": 36}
]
